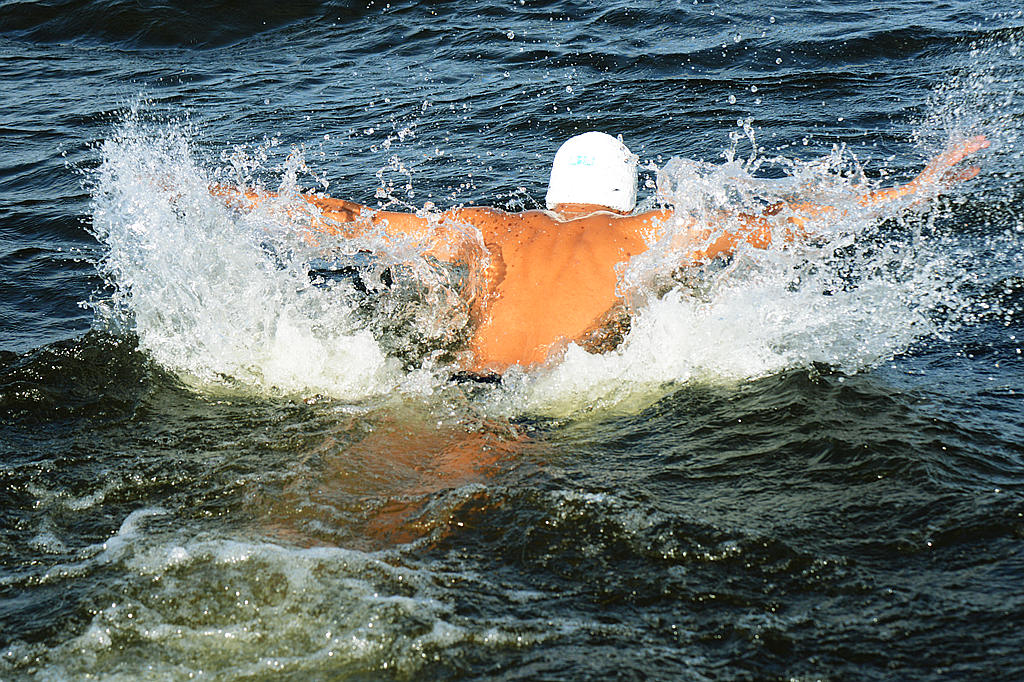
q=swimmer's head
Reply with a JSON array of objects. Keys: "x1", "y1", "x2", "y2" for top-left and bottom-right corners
[{"x1": 545, "y1": 131, "x2": 638, "y2": 213}]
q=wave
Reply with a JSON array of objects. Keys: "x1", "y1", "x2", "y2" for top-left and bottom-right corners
[{"x1": 0, "y1": 0, "x2": 365, "y2": 48}]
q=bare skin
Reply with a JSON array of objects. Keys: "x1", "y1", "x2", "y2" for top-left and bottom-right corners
[{"x1": 218, "y1": 136, "x2": 988, "y2": 374}]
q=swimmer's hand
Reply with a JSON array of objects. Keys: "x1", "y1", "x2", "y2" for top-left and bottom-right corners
[
  {"x1": 208, "y1": 183, "x2": 258, "y2": 209},
  {"x1": 303, "y1": 195, "x2": 364, "y2": 225},
  {"x1": 207, "y1": 183, "x2": 363, "y2": 231},
  {"x1": 915, "y1": 134, "x2": 989, "y2": 189},
  {"x1": 860, "y1": 134, "x2": 990, "y2": 207}
]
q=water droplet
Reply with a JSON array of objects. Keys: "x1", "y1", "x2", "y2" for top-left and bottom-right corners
[
  {"x1": 749, "y1": 85, "x2": 758, "y2": 93},
  {"x1": 775, "y1": 57, "x2": 783, "y2": 64},
  {"x1": 728, "y1": 94, "x2": 737, "y2": 104},
  {"x1": 506, "y1": 30, "x2": 515, "y2": 39}
]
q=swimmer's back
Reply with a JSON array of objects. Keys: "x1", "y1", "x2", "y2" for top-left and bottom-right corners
[{"x1": 467, "y1": 208, "x2": 665, "y2": 372}]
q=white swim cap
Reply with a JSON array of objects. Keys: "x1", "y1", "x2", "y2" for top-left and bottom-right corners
[{"x1": 545, "y1": 131, "x2": 638, "y2": 212}]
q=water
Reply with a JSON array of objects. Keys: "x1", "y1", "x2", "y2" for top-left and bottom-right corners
[{"x1": 3, "y1": 1, "x2": 1024, "y2": 678}]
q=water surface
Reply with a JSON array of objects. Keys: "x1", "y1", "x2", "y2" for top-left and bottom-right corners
[{"x1": 2, "y1": 1, "x2": 1024, "y2": 679}]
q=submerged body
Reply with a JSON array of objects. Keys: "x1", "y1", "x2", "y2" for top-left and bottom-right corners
[{"x1": 219, "y1": 136, "x2": 987, "y2": 374}]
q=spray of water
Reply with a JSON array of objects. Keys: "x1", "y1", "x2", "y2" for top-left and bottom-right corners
[
  {"x1": 89, "y1": 112, "x2": 473, "y2": 400},
  {"x1": 502, "y1": 163, "x2": 934, "y2": 413},
  {"x1": 88, "y1": 101, "x2": 1009, "y2": 416}
]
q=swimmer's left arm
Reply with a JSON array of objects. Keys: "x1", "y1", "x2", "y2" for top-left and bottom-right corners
[
  {"x1": 212, "y1": 186, "x2": 491, "y2": 259},
  {"x1": 307, "y1": 196, "x2": 502, "y2": 255},
  {"x1": 208, "y1": 186, "x2": 440, "y2": 239},
  {"x1": 304, "y1": 195, "x2": 436, "y2": 239}
]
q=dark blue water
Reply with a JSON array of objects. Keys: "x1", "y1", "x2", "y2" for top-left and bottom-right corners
[{"x1": 3, "y1": 1, "x2": 1024, "y2": 678}]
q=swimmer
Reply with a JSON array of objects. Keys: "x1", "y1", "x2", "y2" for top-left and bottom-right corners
[{"x1": 217, "y1": 132, "x2": 988, "y2": 375}]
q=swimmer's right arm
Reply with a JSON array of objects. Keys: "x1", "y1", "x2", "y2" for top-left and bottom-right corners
[
  {"x1": 770, "y1": 135, "x2": 990, "y2": 231},
  {"x1": 699, "y1": 135, "x2": 987, "y2": 258},
  {"x1": 637, "y1": 207, "x2": 805, "y2": 262}
]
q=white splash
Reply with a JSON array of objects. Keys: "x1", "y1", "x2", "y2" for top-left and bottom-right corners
[
  {"x1": 90, "y1": 115, "x2": 404, "y2": 400},
  {"x1": 89, "y1": 113, "x2": 997, "y2": 416},
  {"x1": 498, "y1": 141, "x2": 989, "y2": 417}
]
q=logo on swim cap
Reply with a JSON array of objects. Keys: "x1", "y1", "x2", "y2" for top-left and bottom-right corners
[{"x1": 545, "y1": 132, "x2": 638, "y2": 212}]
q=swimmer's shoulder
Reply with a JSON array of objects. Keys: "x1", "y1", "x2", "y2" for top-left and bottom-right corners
[
  {"x1": 575, "y1": 208, "x2": 670, "y2": 244},
  {"x1": 443, "y1": 206, "x2": 558, "y2": 241},
  {"x1": 626, "y1": 207, "x2": 674, "y2": 225},
  {"x1": 442, "y1": 205, "x2": 522, "y2": 225}
]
